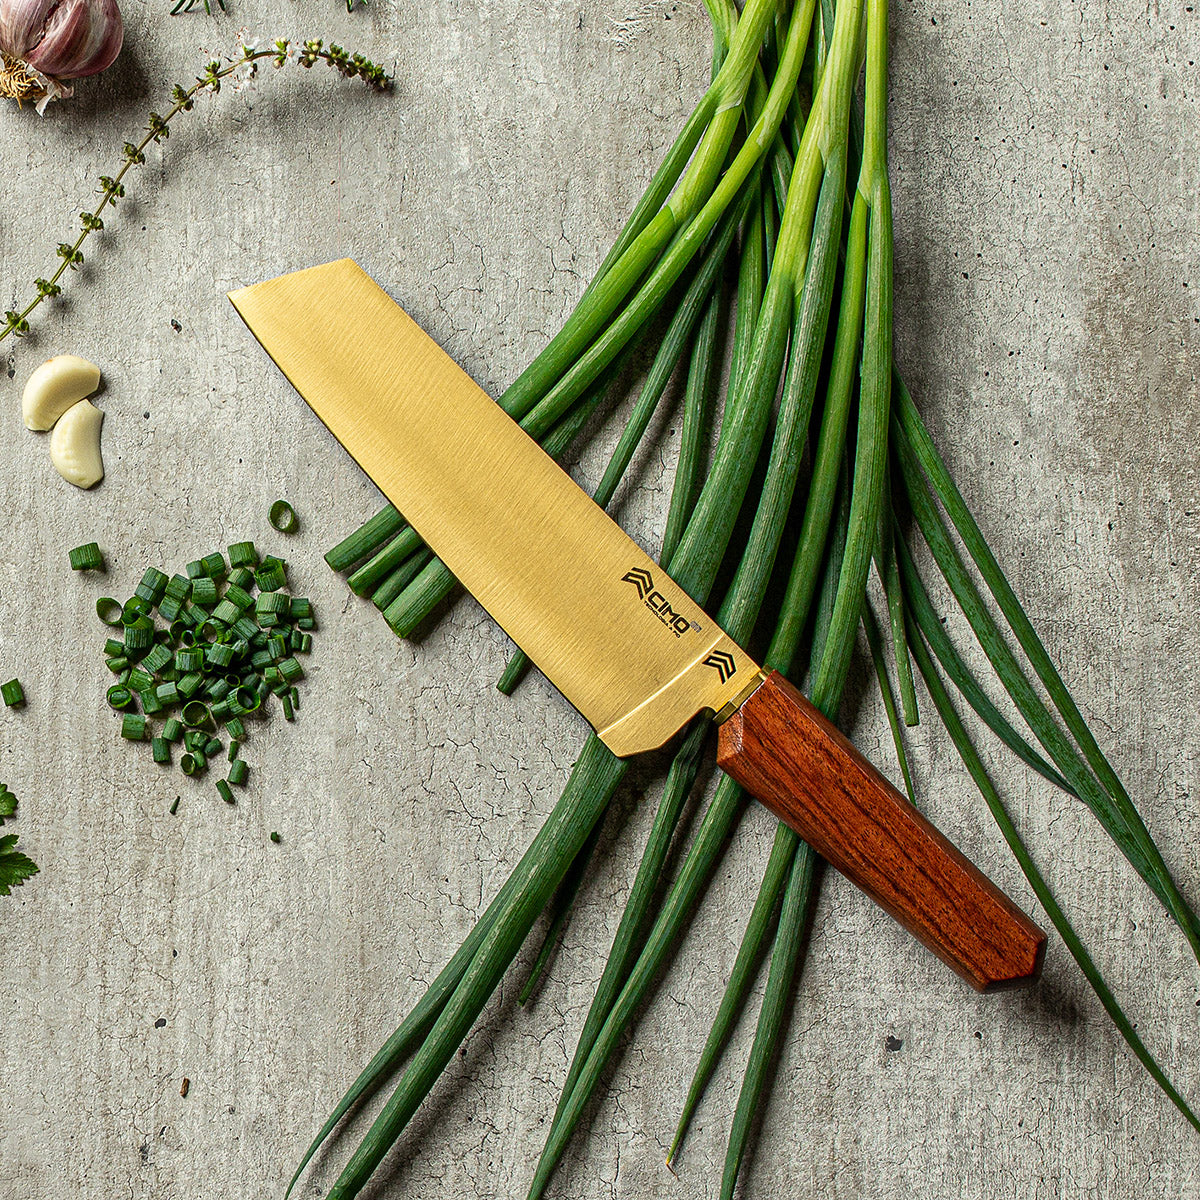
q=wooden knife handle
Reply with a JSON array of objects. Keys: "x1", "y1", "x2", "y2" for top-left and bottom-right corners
[{"x1": 716, "y1": 671, "x2": 1046, "y2": 992}]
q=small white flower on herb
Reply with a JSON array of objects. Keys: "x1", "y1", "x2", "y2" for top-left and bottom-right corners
[{"x1": 230, "y1": 29, "x2": 263, "y2": 90}]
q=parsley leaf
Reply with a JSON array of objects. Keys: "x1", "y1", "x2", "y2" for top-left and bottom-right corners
[
  {"x1": 0, "y1": 834, "x2": 38, "y2": 896},
  {"x1": 0, "y1": 790, "x2": 15, "y2": 821}
]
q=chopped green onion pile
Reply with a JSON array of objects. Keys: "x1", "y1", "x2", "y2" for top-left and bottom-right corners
[
  {"x1": 88, "y1": 541, "x2": 317, "y2": 800},
  {"x1": 306, "y1": 0, "x2": 1199, "y2": 1194}
]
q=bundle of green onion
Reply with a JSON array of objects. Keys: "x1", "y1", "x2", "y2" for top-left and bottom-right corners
[
  {"x1": 92, "y1": 540, "x2": 316, "y2": 797},
  {"x1": 309, "y1": 0, "x2": 1198, "y2": 1193}
]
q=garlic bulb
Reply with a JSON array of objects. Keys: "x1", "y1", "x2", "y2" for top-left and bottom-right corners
[
  {"x1": 49, "y1": 397, "x2": 104, "y2": 488},
  {"x1": 0, "y1": 0, "x2": 123, "y2": 113}
]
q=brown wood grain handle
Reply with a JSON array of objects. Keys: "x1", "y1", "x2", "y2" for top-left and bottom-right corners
[{"x1": 716, "y1": 672, "x2": 1046, "y2": 992}]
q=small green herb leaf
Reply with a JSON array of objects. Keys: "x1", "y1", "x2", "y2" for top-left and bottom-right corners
[{"x1": 0, "y1": 834, "x2": 38, "y2": 897}]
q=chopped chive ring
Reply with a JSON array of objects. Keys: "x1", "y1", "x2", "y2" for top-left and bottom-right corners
[
  {"x1": 228, "y1": 758, "x2": 249, "y2": 785},
  {"x1": 97, "y1": 597, "x2": 123, "y2": 626},
  {"x1": 152, "y1": 737, "x2": 171, "y2": 764},
  {"x1": 123, "y1": 618, "x2": 154, "y2": 656},
  {"x1": 278, "y1": 657, "x2": 304, "y2": 683},
  {"x1": 216, "y1": 779, "x2": 235, "y2": 805},
  {"x1": 191, "y1": 577, "x2": 218, "y2": 608},
  {"x1": 121, "y1": 714, "x2": 146, "y2": 741},
  {"x1": 1, "y1": 680, "x2": 25, "y2": 709},
  {"x1": 127, "y1": 673, "x2": 153, "y2": 697},
  {"x1": 201, "y1": 552, "x2": 228, "y2": 579},
  {"x1": 123, "y1": 597, "x2": 152, "y2": 621},
  {"x1": 256, "y1": 563, "x2": 286, "y2": 592},
  {"x1": 142, "y1": 644, "x2": 172, "y2": 674},
  {"x1": 178, "y1": 673, "x2": 204, "y2": 698},
  {"x1": 107, "y1": 685, "x2": 134, "y2": 711},
  {"x1": 136, "y1": 567, "x2": 169, "y2": 606},
  {"x1": 181, "y1": 701, "x2": 211, "y2": 728},
  {"x1": 269, "y1": 830, "x2": 280, "y2": 844},
  {"x1": 69, "y1": 542, "x2": 105, "y2": 571},
  {"x1": 229, "y1": 541, "x2": 259, "y2": 568},
  {"x1": 269, "y1": 500, "x2": 298, "y2": 534},
  {"x1": 175, "y1": 647, "x2": 204, "y2": 672},
  {"x1": 180, "y1": 753, "x2": 200, "y2": 776}
]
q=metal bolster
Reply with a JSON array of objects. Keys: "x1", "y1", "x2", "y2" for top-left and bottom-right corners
[{"x1": 711, "y1": 669, "x2": 770, "y2": 726}]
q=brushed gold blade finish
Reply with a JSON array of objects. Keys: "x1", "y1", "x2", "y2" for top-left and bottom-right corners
[{"x1": 230, "y1": 259, "x2": 765, "y2": 757}]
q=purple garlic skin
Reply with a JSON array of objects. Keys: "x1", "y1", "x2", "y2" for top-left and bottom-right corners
[{"x1": 0, "y1": 0, "x2": 123, "y2": 82}]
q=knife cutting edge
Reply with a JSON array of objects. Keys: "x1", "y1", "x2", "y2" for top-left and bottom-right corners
[{"x1": 229, "y1": 258, "x2": 1046, "y2": 993}]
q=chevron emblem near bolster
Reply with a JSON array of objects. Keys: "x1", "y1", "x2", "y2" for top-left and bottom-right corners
[
  {"x1": 704, "y1": 650, "x2": 736, "y2": 685},
  {"x1": 622, "y1": 567, "x2": 654, "y2": 600}
]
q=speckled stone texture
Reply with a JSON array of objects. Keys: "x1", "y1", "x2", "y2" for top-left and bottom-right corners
[{"x1": 0, "y1": 1, "x2": 1197, "y2": 1197}]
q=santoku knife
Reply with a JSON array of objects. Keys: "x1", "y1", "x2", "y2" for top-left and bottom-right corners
[{"x1": 230, "y1": 258, "x2": 1046, "y2": 993}]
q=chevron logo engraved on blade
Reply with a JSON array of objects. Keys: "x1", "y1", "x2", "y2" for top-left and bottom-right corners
[
  {"x1": 622, "y1": 567, "x2": 654, "y2": 599},
  {"x1": 703, "y1": 650, "x2": 736, "y2": 684},
  {"x1": 620, "y1": 568, "x2": 700, "y2": 639}
]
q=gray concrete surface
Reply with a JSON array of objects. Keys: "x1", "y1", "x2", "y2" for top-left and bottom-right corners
[{"x1": 1, "y1": 0, "x2": 1197, "y2": 1197}]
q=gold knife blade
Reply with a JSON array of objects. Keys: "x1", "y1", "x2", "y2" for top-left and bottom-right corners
[{"x1": 230, "y1": 258, "x2": 766, "y2": 757}]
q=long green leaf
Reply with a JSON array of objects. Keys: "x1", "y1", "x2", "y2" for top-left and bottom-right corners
[
  {"x1": 660, "y1": 286, "x2": 721, "y2": 565},
  {"x1": 907, "y1": 620, "x2": 1200, "y2": 1135},
  {"x1": 669, "y1": 822, "x2": 797, "y2": 1163},
  {"x1": 892, "y1": 378, "x2": 1200, "y2": 958},
  {"x1": 892, "y1": 421, "x2": 1200, "y2": 952},
  {"x1": 894, "y1": 536, "x2": 1070, "y2": 791},
  {"x1": 862, "y1": 600, "x2": 917, "y2": 804},
  {"x1": 720, "y1": 842, "x2": 818, "y2": 1200}
]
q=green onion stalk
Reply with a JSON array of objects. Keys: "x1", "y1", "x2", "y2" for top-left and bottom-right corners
[{"x1": 308, "y1": 0, "x2": 1200, "y2": 1194}]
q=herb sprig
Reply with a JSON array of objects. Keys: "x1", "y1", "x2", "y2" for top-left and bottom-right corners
[{"x1": 2, "y1": 39, "x2": 390, "y2": 345}]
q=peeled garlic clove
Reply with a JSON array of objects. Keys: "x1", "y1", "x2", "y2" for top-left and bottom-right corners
[
  {"x1": 49, "y1": 398, "x2": 104, "y2": 489},
  {"x1": 22, "y1": 354, "x2": 101, "y2": 430}
]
